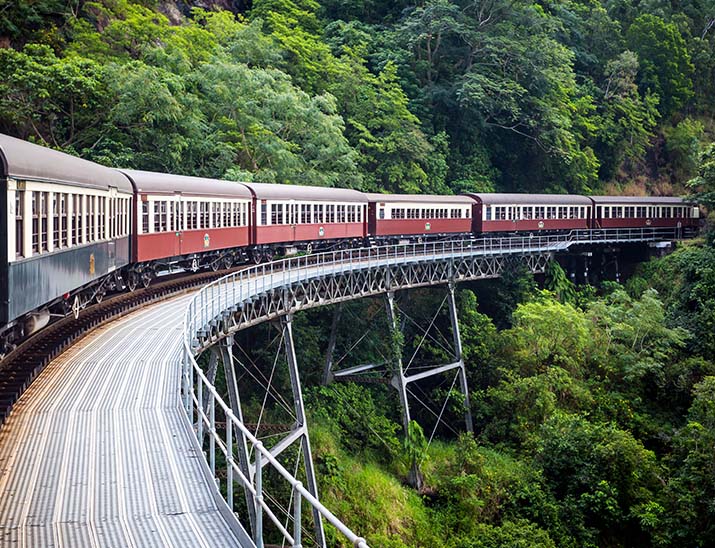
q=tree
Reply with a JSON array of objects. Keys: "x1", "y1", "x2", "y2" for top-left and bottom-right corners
[
  {"x1": 544, "y1": 261, "x2": 577, "y2": 304},
  {"x1": 0, "y1": 44, "x2": 108, "y2": 149},
  {"x1": 665, "y1": 377, "x2": 715, "y2": 546},
  {"x1": 688, "y1": 142, "x2": 715, "y2": 210},
  {"x1": 593, "y1": 50, "x2": 660, "y2": 180},
  {"x1": 626, "y1": 14, "x2": 694, "y2": 115}
]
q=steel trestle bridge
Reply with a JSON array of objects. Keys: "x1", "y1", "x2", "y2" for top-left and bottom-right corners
[
  {"x1": 0, "y1": 227, "x2": 686, "y2": 547},
  {"x1": 181, "y1": 227, "x2": 684, "y2": 548}
]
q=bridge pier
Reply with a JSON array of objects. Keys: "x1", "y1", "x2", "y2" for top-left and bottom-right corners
[
  {"x1": 216, "y1": 335, "x2": 257, "y2": 536},
  {"x1": 386, "y1": 290, "x2": 412, "y2": 434},
  {"x1": 281, "y1": 313, "x2": 326, "y2": 548},
  {"x1": 388, "y1": 283, "x2": 473, "y2": 435},
  {"x1": 327, "y1": 284, "x2": 474, "y2": 437}
]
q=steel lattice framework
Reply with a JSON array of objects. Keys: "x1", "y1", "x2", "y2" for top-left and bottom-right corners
[{"x1": 180, "y1": 227, "x2": 685, "y2": 548}]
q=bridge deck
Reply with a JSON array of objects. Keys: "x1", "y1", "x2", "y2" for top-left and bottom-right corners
[{"x1": 0, "y1": 295, "x2": 251, "y2": 547}]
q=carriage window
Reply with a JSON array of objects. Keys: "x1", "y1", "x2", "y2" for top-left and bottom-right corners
[
  {"x1": 270, "y1": 203, "x2": 279, "y2": 225},
  {"x1": 189, "y1": 201, "x2": 196, "y2": 229},
  {"x1": 15, "y1": 190, "x2": 24, "y2": 257},
  {"x1": 314, "y1": 204, "x2": 324, "y2": 223},
  {"x1": 51, "y1": 193, "x2": 62, "y2": 244},
  {"x1": 211, "y1": 203, "x2": 219, "y2": 228},
  {"x1": 625, "y1": 206, "x2": 635, "y2": 218},
  {"x1": 84, "y1": 196, "x2": 91, "y2": 241},
  {"x1": 153, "y1": 201, "x2": 161, "y2": 232},
  {"x1": 663, "y1": 206, "x2": 672, "y2": 217},
  {"x1": 31, "y1": 193, "x2": 39, "y2": 253},
  {"x1": 87, "y1": 196, "x2": 95, "y2": 241},
  {"x1": 300, "y1": 204, "x2": 309, "y2": 224},
  {"x1": 220, "y1": 202, "x2": 227, "y2": 227},
  {"x1": 73, "y1": 195, "x2": 81, "y2": 244},
  {"x1": 59, "y1": 194, "x2": 68, "y2": 246},
  {"x1": 260, "y1": 202, "x2": 267, "y2": 226},
  {"x1": 39, "y1": 192, "x2": 48, "y2": 252}
]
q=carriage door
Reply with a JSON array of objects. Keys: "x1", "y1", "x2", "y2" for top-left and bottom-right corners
[
  {"x1": 173, "y1": 195, "x2": 182, "y2": 257},
  {"x1": 368, "y1": 202, "x2": 376, "y2": 235},
  {"x1": 290, "y1": 202, "x2": 298, "y2": 241}
]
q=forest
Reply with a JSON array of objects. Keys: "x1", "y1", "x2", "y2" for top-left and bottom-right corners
[{"x1": 2, "y1": 0, "x2": 715, "y2": 546}]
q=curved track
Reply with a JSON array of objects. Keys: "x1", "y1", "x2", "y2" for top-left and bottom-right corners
[{"x1": 0, "y1": 294, "x2": 252, "y2": 547}]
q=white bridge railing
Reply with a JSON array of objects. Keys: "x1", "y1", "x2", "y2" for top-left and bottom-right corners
[{"x1": 180, "y1": 226, "x2": 683, "y2": 547}]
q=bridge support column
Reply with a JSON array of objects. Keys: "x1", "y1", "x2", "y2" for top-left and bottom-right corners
[
  {"x1": 321, "y1": 303, "x2": 342, "y2": 386},
  {"x1": 217, "y1": 335, "x2": 257, "y2": 535},
  {"x1": 447, "y1": 282, "x2": 474, "y2": 434},
  {"x1": 281, "y1": 314, "x2": 326, "y2": 548},
  {"x1": 386, "y1": 291, "x2": 412, "y2": 434},
  {"x1": 386, "y1": 285, "x2": 473, "y2": 435}
]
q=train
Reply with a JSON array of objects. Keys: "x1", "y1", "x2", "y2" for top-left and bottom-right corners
[{"x1": 0, "y1": 133, "x2": 701, "y2": 352}]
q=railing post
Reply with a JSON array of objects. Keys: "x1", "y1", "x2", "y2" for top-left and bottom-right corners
[
  {"x1": 183, "y1": 345, "x2": 190, "y2": 413},
  {"x1": 198, "y1": 378, "x2": 204, "y2": 441},
  {"x1": 254, "y1": 444, "x2": 264, "y2": 548},
  {"x1": 227, "y1": 417, "x2": 233, "y2": 510},
  {"x1": 293, "y1": 483, "x2": 303, "y2": 548},
  {"x1": 210, "y1": 395, "x2": 216, "y2": 476}
]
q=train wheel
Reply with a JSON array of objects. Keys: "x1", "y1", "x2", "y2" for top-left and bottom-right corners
[
  {"x1": 264, "y1": 248, "x2": 274, "y2": 262},
  {"x1": 250, "y1": 249, "x2": 263, "y2": 264},
  {"x1": 127, "y1": 272, "x2": 138, "y2": 292},
  {"x1": 95, "y1": 291, "x2": 105, "y2": 304},
  {"x1": 210, "y1": 258, "x2": 220, "y2": 272},
  {"x1": 222, "y1": 256, "x2": 233, "y2": 270},
  {"x1": 141, "y1": 270, "x2": 153, "y2": 289}
]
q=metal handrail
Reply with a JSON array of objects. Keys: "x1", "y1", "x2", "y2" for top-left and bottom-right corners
[{"x1": 180, "y1": 226, "x2": 682, "y2": 548}]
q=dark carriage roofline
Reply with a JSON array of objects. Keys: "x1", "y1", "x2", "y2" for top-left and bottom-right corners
[
  {"x1": 0, "y1": 133, "x2": 132, "y2": 192},
  {"x1": 118, "y1": 169, "x2": 253, "y2": 199},
  {"x1": 465, "y1": 193, "x2": 593, "y2": 205},
  {"x1": 590, "y1": 195, "x2": 693, "y2": 204},
  {"x1": 366, "y1": 192, "x2": 474, "y2": 204},
  {"x1": 240, "y1": 181, "x2": 367, "y2": 202}
]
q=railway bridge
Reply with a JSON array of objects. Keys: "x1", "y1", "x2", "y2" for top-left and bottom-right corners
[{"x1": 0, "y1": 228, "x2": 685, "y2": 547}]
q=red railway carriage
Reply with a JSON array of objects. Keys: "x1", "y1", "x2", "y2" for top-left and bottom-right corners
[
  {"x1": 466, "y1": 193, "x2": 592, "y2": 233},
  {"x1": 366, "y1": 193, "x2": 473, "y2": 238},
  {"x1": 120, "y1": 170, "x2": 252, "y2": 263},
  {"x1": 591, "y1": 196, "x2": 699, "y2": 230},
  {"x1": 239, "y1": 182, "x2": 367, "y2": 250}
]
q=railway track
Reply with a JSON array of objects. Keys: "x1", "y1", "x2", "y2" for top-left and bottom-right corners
[{"x1": 0, "y1": 267, "x2": 245, "y2": 425}]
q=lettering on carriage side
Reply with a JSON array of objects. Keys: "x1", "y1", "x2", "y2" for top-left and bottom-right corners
[{"x1": 89, "y1": 253, "x2": 95, "y2": 275}]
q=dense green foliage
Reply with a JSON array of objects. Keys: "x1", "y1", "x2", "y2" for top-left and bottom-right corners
[{"x1": 1, "y1": 0, "x2": 714, "y2": 193}]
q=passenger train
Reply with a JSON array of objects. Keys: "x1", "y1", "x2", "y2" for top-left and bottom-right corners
[{"x1": 0, "y1": 133, "x2": 700, "y2": 352}]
